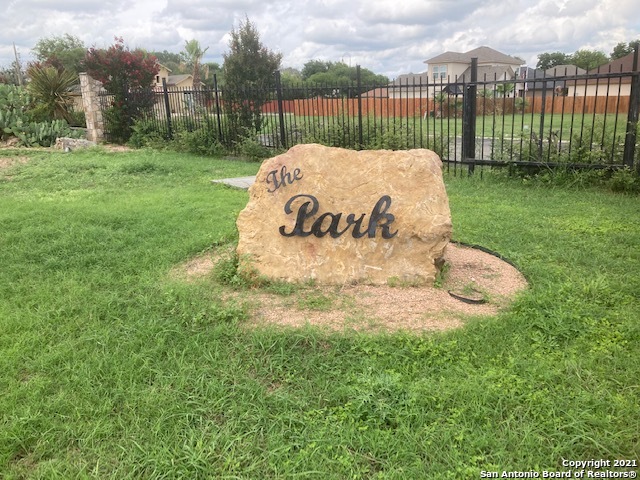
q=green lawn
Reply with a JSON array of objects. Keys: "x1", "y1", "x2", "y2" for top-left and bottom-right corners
[
  {"x1": 1, "y1": 147, "x2": 638, "y2": 478},
  {"x1": 281, "y1": 112, "x2": 629, "y2": 142}
]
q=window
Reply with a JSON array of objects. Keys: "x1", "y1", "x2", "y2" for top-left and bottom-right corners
[{"x1": 432, "y1": 65, "x2": 447, "y2": 81}]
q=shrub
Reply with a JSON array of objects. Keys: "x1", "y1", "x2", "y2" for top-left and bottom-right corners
[
  {"x1": 128, "y1": 119, "x2": 168, "y2": 149},
  {"x1": 304, "y1": 116, "x2": 413, "y2": 151},
  {"x1": 0, "y1": 84, "x2": 83, "y2": 146},
  {"x1": 66, "y1": 109, "x2": 86, "y2": 128},
  {"x1": 608, "y1": 167, "x2": 640, "y2": 193},
  {"x1": 26, "y1": 64, "x2": 77, "y2": 123},
  {"x1": 128, "y1": 116, "x2": 230, "y2": 157},
  {"x1": 235, "y1": 134, "x2": 273, "y2": 161},
  {"x1": 0, "y1": 84, "x2": 31, "y2": 141},
  {"x1": 14, "y1": 119, "x2": 84, "y2": 147},
  {"x1": 84, "y1": 37, "x2": 159, "y2": 143},
  {"x1": 174, "y1": 128, "x2": 226, "y2": 157},
  {"x1": 566, "y1": 117, "x2": 625, "y2": 165}
]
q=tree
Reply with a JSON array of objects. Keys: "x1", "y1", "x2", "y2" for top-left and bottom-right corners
[
  {"x1": 84, "y1": 37, "x2": 159, "y2": 143},
  {"x1": 222, "y1": 16, "x2": 282, "y2": 135},
  {"x1": 280, "y1": 67, "x2": 302, "y2": 84},
  {"x1": 611, "y1": 40, "x2": 640, "y2": 60},
  {"x1": 537, "y1": 48, "x2": 610, "y2": 71},
  {"x1": 301, "y1": 61, "x2": 388, "y2": 98},
  {"x1": 26, "y1": 64, "x2": 76, "y2": 122},
  {"x1": 570, "y1": 49, "x2": 608, "y2": 71},
  {"x1": 84, "y1": 37, "x2": 158, "y2": 92},
  {"x1": 301, "y1": 60, "x2": 332, "y2": 80},
  {"x1": 536, "y1": 52, "x2": 571, "y2": 70},
  {"x1": 150, "y1": 50, "x2": 182, "y2": 73},
  {"x1": 201, "y1": 62, "x2": 223, "y2": 88},
  {"x1": 181, "y1": 39, "x2": 209, "y2": 88},
  {"x1": 302, "y1": 60, "x2": 388, "y2": 86},
  {"x1": 32, "y1": 34, "x2": 86, "y2": 76}
]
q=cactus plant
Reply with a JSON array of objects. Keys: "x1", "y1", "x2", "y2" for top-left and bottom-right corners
[{"x1": 1, "y1": 84, "x2": 84, "y2": 146}]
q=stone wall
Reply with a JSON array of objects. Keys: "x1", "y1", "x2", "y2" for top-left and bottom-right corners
[{"x1": 79, "y1": 73, "x2": 104, "y2": 143}]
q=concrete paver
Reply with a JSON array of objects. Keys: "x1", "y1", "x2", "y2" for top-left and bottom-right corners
[{"x1": 211, "y1": 176, "x2": 256, "y2": 190}]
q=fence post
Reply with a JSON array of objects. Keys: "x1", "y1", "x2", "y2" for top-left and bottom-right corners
[
  {"x1": 213, "y1": 74, "x2": 224, "y2": 145},
  {"x1": 538, "y1": 86, "x2": 547, "y2": 160},
  {"x1": 357, "y1": 65, "x2": 363, "y2": 149},
  {"x1": 161, "y1": 78, "x2": 173, "y2": 140},
  {"x1": 78, "y1": 73, "x2": 104, "y2": 143},
  {"x1": 462, "y1": 57, "x2": 478, "y2": 174},
  {"x1": 623, "y1": 45, "x2": 639, "y2": 171},
  {"x1": 275, "y1": 71, "x2": 287, "y2": 149}
]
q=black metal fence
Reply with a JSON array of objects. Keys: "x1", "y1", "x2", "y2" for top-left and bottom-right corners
[{"x1": 100, "y1": 49, "x2": 640, "y2": 174}]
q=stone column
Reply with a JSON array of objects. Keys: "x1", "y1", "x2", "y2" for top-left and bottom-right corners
[{"x1": 79, "y1": 73, "x2": 104, "y2": 143}]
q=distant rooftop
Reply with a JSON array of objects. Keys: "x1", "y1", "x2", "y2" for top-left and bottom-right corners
[{"x1": 425, "y1": 46, "x2": 524, "y2": 66}]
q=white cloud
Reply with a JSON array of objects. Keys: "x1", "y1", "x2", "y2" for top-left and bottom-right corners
[{"x1": 0, "y1": 0, "x2": 638, "y2": 77}]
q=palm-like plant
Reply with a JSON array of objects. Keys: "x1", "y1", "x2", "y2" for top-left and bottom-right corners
[
  {"x1": 495, "y1": 82, "x2": 515, "y2": 98},
  {"x1": 26, "y1": 64, "x2": 76, "y2": 122},
  {"x1": 181, "y1": 40, "x2": 209, "y2": 88}
]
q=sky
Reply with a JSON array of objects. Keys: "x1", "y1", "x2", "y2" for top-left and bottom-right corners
[{"x1": 1, "y1": 0, "x2": 639, "y2": 79}]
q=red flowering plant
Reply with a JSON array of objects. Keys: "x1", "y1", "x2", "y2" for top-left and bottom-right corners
[{"x1": 84, "y1": 37, "x2": 159, "y2": 143}]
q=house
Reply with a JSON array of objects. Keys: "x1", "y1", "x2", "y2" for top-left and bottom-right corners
[
  {"x1": 388, "y1": 72, "x2": 430, "y2": 98},
  {"x1": 457, "y1": 65, "x2": 517, "y2": 96},
  {"x1": 153, "y1": 63, "x2": 207, "y2": 114},
  {"x1": 362, "y1": 47, "x2": 524, "y2": 100},
  {"x1": 424, "y1": 46, "x2": 524, "y2": 97},
  {"x1": 153, "y1": 63, "x2": 203, "y2": 90},
  {"x1": 566, "y1": 52, "x2": 639, "y2": 97},
  {"x1": 361, "y1": 72, "x2": 430, "y2": 99},
  {"x1": 515, "y1": 65, "x2": 586, "y2": 98},
  {"x1": 545, "y1": 65, "x2": 586, "y2": 77}
]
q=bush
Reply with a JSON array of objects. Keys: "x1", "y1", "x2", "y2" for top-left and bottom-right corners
[
  {"x1": 608, "y1": 167, "x2": 640, "y2": 193},
  {"x1": 128, "y1": 116, "x2": 228, "y2": 157},
  {"x1": 0, "y1": 84, "x2": 83, "y2": 146},
  {"x1": 26, "y1": 64, "x2": 76, "y2": 123},
  {"x1": 174, "y1": 128, "x2": 226, "y2": 157},
  {"x1": 304, "y1": 116, "x2": 412, "y2": 151},
  {"x1": 15, "y1": 119, "x2": 84, "y2": 147},
  {"x1": 128, "y1": 119, "x2": 168, "y2": 149},
  {"x1": 235, "y1": 134, "x2": 274, "y2": 161},
  {"x1": 66, "y1": 109, "x2": 86, "y2": 128},
  {"x1": 0, "y1": 84, "x2": 31, "y2": 141}
]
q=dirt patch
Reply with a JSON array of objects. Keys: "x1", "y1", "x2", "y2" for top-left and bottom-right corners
[
  {"x1": 169, "y1": 245, "x2": 234, "y2": 281},
  {"x1": 172, "y1": 243, "x2": 528, "y2": 333},
  {"x1": 0, "y1": 156, "x2": 29, "y2": 170},
  {"x1": 0, "y1": 155, "x2": 29, "y2": 180}
]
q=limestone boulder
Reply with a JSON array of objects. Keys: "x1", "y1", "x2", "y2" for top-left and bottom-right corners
[
  {"x1": 236, "y1": 144, "x2": 452, "y2": 285},
  {"x1": 54, "y1": 137, "x2": 96, "y2": 152}
]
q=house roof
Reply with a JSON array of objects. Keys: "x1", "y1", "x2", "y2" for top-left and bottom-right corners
[
  {"x1": 167, "y1": 74, "x2": 206, "y2": 87},
  {"x1": 442, "y1": 84, "x2": 464, "y2": 95},
  {"x1": 593, "y1": 51, "x2": 639, "y2": 74},
  {"x1": 425, "y1": 51, "x2": 469, "y2": 64},
  {"x1": 544, "y1": 65, "x2": 586, "y2": 76},
  {"x1": 516, "y1": 67, "x2": 556, "y2": 90},
  {"x1": 425, "y1": 46, "x2": 524, "y2": 66},
  {"x1": 157, "y1": 62, "x2": 173, "y2": 73},
  {"x1": 391, "y1": 72, "x2": 429, "y2": 85},
  {"x1": 167, "y1": 74, "x2": 192, "y2": 85},
  {"x1": 361, "y1": 87, "x2": 389, "y2": 98},
  {"x1": 565, "y1": 51, "x2": 639, "y2": 86}
]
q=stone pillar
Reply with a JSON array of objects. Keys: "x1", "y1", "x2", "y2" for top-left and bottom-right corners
[{"x1": 79, "y1": 73, "x2": 104, "y2": 143}]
